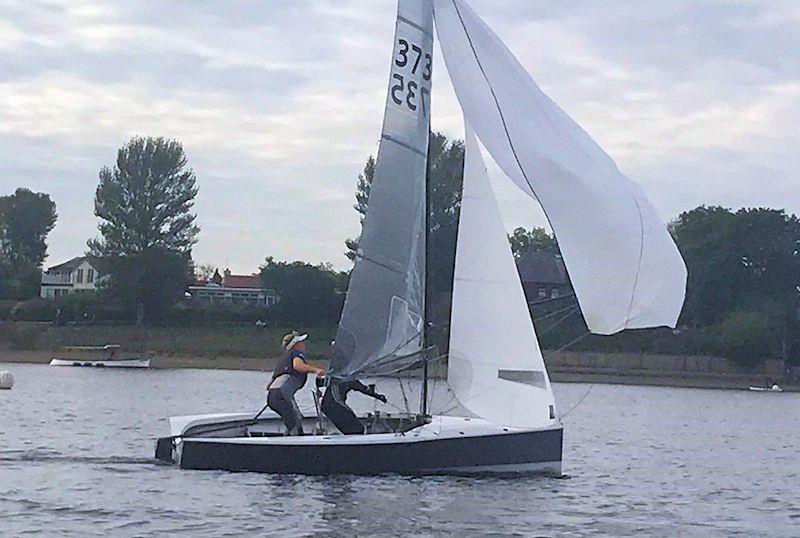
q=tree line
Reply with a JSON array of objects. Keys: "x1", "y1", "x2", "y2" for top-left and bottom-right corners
[{"x1": 3, "y1": 133, "x2": 798, "y2": 367}]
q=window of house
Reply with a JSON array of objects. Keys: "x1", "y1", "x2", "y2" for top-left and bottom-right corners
[
  {"x1": 76, "y1": 269, "x2": 84, "y2": 283},
  {"x1": 551, "y1": 288, "x2": 559, "y2": 298},
  {"x1": 87, "y1": 269, "x2": 94, "y2": 283}
]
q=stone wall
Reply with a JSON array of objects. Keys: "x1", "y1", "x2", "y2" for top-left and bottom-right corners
[{"x1": 545, "y1": 351, "x2": 785, "y2": 376}]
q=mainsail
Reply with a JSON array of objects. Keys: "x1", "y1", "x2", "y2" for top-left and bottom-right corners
[
  {"x1": 329, "y1": 0, "x2": 434, "y2": 379},
  {"x1": 447, "y1": 124, "x2": 556, "y2": 428},
  {"x1": 434, "y1": 0, "x2": 687, "y2": 335}
]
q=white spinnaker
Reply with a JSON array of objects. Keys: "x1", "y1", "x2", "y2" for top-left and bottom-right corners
[
  {"x1": 447, "y1": 124, "x2": 557, "y2": 429},
  {"x1": 434, "y1": 0, "x2": 686, "y2": 335}
]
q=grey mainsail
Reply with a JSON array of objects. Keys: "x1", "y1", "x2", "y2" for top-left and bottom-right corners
[{"x1": 329, "y1": 0, "x2": 434, "y2": 379}]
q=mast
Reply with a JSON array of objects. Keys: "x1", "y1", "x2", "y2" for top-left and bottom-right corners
[{"x1": 420, "y1": 128, "x2": 432, "y2": 417}]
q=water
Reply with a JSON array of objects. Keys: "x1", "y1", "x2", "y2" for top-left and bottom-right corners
[{"x1": 1, "y1": 363, "x2": 799, "y2": 537}]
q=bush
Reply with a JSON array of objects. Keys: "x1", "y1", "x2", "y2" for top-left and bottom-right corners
[
  {"x1": 9, "y1": 298, "x2": 56, "y2": 322},
  {"x1": 0, "y1": 299, "x2": 15, "y2": 320},
  {"x1": 713, "y1": 310, "x2": 777, "y2": 368},
  {"x1": 164, "y1": 301, "x2": 271, "y2": 326}
]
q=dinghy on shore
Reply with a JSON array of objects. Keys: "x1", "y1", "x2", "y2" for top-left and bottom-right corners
[
  {"x1": 50, "y1": 345, "x2": 150, "y2": 368},
  {"x1": 748, "y1": 385, "x2": 783, "y2": 392},
  {"x1": 155, "y1": 0, "x2": 685, "y2": 476}
]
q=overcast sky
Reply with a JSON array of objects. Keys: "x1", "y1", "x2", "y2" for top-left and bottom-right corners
[{"x1": 1, "y1": 0, "x2": 798, "y2": 272}]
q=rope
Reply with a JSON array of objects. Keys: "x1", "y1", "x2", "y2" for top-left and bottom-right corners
[
  {"x1": 528, "y1": 292, "x2": 577, "y2": 307},
  {"x1": 537, "y1": 306, "x2": 581, "y2": 337},
  {"x1": 561, "y1": 384, "x2": 594, "y2": 418},
  {"x1": 543, "y1": 330, "x2": 591, "y2": 359},
  {"x1": 398, "y1": 377, "x2": 411, "y2": 414},
  {"x1": 532, "y1": 301, "x2": 579, "y2": 323}
]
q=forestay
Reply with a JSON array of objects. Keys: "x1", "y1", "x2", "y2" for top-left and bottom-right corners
[
  {"x1": 434, "y1": 0, "x2": 687, "y2": 335},
  {"x1": 448, "y1": 124, "x2": 557, "y2": 429},
  {"x1": 329, "y1": 0, "x2": 434, "y2": 379}
]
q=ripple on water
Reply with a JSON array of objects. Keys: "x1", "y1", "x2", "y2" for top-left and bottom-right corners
[{"x1": 2, "y1": 365, "x2": 800, "y2": 536}]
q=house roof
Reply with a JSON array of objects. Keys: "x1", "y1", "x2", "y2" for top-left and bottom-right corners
[
  {"x1": 222, "y1": 274, "x2": 265, "y2": 289},
  {"x1": 516, "y1": 251, "x2": 568, "y2": 285},
  {"x1": 47, "y1": 256, "x2": 110, "y2": 276}
]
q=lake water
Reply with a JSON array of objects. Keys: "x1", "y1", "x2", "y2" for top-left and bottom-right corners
[{"x1": 1, "y1": 362, "x2": 799, "y2": 537}]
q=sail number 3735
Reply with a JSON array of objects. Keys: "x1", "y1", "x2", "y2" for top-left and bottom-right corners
[{"x1": 391, "y1": 38, "x2": 431, "y2": 117}]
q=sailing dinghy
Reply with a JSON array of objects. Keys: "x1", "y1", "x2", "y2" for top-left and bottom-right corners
[
  {"x1": 155, "y1": 0, "x2": 686, "y2": 475},
  {"x1": 50, "y1": 345, "x2": 151, "y2": 368}
]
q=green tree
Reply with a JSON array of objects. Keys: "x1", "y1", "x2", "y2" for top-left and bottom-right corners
[
  {"x1": 671, "y1": 206, "x2": 740, "y2": 326},
  {"x1": 260, "y1": 257, "x2": 345, "y2": 325},
  {"x1": 345, "y1": 132, "x2": 464, "y2": 282},
  {"x1": 426, "y1": 132, "x2": 464, "y2": 293},
  {"x1": 344, "y1": 156, "x2": 375, "y2": 261},
  {"x1": 0, "y1": 188, "x2": 57, "y2": 299},
  {"x1": 345, "y1": 133, "x2": 466, "y2": 354},
  {"x1": 671, "y1": 205, "x2": 800, "y2": 365},
  {"x1": 508, "y1": 226, "x2": 559, "y2": 259},
  {"x1": 88, "y1": 137, "x2": 199, "y2": 322}
]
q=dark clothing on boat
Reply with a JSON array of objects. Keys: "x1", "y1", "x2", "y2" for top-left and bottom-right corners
[
  {"x1": 267, "y1": 384, "x2": 304, "y2": 435},
  {"x1": 267, "y1": 349, "x2": 309, "y2": 435},
  {"x1": 271, "y1": 349, "x2": 309, "y2": 390},
  {"x1": 322, "y1": 380, "x2": 385, "y2": 435}
]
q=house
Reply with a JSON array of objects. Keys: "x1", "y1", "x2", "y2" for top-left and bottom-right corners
[
  {"x1": 40, "y1": 256, "x2": 109, "y2": 299},
  {"x1": 516, "y1": 251, "x2": 572, "y2": 303},
  {"x1": 188, "y1": 268, "x2": 277, "y2": 307}
]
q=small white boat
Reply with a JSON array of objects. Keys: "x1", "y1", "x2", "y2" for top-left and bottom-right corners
[
  {"x1": 50, "y1": 345, "x2": 151, "y2": 368},
  {"x1": 748, "y1": 385, "x2": 783, "y2": 392}
]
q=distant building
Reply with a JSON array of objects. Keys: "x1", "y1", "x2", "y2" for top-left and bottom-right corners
[
  {"x1": 40, "y1": 256, "x2": 109, "y2": 299},
  {"x1": 188, "y1": 268, "x2": 277, "y2": 307},
  {"x1": 516, "y1": 251, "x2": 571, "y2": 303}
]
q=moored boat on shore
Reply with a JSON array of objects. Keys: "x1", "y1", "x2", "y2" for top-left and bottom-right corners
[{"x1": 50, "y1": 345, "x2": 150, "y2": 368}]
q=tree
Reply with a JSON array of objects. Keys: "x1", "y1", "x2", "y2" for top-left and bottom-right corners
[
  {"x1": 195, "y1": 264, "x2": 218, "y2": 283},
  {"x1": 88, "y1": 137, "x2": 199, "y2": 322},
  {"x1": 345, "y1": 133, "x2": 466, "y2": 354},
  {"x1": 0, "y1": 188, "x2": 57, "y2": 299},
  {"x1": 671, "y1": 205, "x2": 800, "y2": 365},
  {"x1": 260, "y1": 257, "x2": 345, "y2": 325},
  {"x1": 89, "y1": 137, "x2": 199, "y2": 256},
  {"x1": 346, "y1": 133, "x2": 464, "y2": 283},
  {"x1": 426, "y1": 132, "x2": 464, "y2": 291},
  {"x1": 508, "y1": 226, "x2": 559, "y2": 259},
  {"x1": 344, "y1": 156, "x2": 375, "y2": 261}
]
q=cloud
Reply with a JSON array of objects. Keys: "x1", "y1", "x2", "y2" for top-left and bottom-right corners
[{"x1": 0, "y1": 0, "x2": 797, "y2": 271}]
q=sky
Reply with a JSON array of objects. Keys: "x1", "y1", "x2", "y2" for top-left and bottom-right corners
[{"x1": 1, "y1": 0, "x2": 798, "y2": 272}]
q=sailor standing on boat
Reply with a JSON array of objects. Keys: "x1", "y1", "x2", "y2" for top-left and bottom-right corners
[
  {"x1": 321, "y1": 379, "x2": 387, "y2": 435},
  {"x1": 266, "y1": 331, "x2": 325, "y2": 435}
]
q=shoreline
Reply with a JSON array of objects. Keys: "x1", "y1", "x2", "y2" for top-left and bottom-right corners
[{"x1": 2, "y1": 350, "x2": 797, "y2": 392}]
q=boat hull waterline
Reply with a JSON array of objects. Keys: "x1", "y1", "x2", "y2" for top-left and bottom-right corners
[{"x1": 156, "y1": 414, "x2": 562, "y2": 476}]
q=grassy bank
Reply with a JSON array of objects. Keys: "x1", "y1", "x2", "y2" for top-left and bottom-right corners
[{"x1": 0, "y1": 322, "x2": 337, "y2": 360}]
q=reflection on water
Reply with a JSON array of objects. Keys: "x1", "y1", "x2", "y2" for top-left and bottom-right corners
[{"x1": 1, "y1": 363, "x2": 799, "y2": 536}]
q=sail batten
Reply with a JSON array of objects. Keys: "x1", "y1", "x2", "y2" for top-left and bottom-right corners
[{"x1": 434, "y1": 0, "x2": 687, "y2": 335}]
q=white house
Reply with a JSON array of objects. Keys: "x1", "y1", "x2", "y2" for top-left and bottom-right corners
[
  {"x1": 188, "y1": 269, "x2": 277, "y2": 307},
  {"x1": 40, "y1": 257, "x2": 109, "y2": 299}
]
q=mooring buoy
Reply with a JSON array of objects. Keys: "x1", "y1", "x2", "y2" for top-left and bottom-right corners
[{"x1": 0, "y1": 371, "x2": 14, "y2": 390}]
